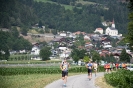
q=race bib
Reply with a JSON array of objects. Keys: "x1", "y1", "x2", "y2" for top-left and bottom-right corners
[{"x1": 88, "y1": 66, "x2": 92, "y2": 69}]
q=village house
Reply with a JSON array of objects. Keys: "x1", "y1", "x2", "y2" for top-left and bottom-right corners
[
  {"x1": 99, "y1": 49, "x2": 111, "y2": 57},
  {"x1": 31, "y1": 45, "x2": 40, "y2": 55},
  {"x1": 84, "y1": 35, "x2": 91, "y2": 41},
  {"x1": 59, "y1": 32, "x2": 67, "y2": 37},
  {"x1": 94, "y1": 28, "x2": 103, "y2": 34}
]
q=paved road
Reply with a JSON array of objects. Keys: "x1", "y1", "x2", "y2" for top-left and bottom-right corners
[{"x1": 45, "y1": 72, "x2": 104, "y2": 88}]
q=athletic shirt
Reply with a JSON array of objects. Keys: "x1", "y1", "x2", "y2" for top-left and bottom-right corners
[
  {"x1": 93, "y1": 63, "x2": 97, "y2": 69},
  {"x1": 62, "y1": 62, "x2": 69, "y2": 71},
  {"x1": 87, "y1": 63, "x2": 93, "y2": 69}
]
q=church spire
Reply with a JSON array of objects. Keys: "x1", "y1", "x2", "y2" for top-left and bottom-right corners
[{"x1": 112, "y1": 18, "x2": 115, "y2": 28}]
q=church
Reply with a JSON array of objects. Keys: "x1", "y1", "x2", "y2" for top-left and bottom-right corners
[{"x1": 105, "y1": 19, "x2": 118, "y2": 37}]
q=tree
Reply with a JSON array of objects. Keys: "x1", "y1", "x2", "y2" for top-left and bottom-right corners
[
  {"x1": 104, "y1": 54, "x2": 116, "y2": 63},
  {"x1": 119, "y1": 49, "x2": 130, "y2": 62},
  {"x1": 127, "y1": 0, "x2": 133, "y2": 47},
  {"x1": 21, "y1": 26, "x2": 28, "y2": 36},
  {"x1": 0, "y1": 31, "x2": 10, "y2": 60},
  {"x1": 73, "y1": 55, "x2": 79, "y2": 63},
  {"x1": 71, "y1": 48, "x2": 87, "y2": 63},
  {"x1": 11, "y1": 26, "x2": 19, "y2": 37},
  {"x1": 38, "y1": 20, "x2": 43, "y2": 28},
  {"x1": 39, "y1": 46, "x2": 52, "y2": 61},
  {"x1": 83, "y1": 56, "x2": 90, "y2": 63},
  {"x1": 90, "y1": 50, "x2": 101, "y2": 63}
]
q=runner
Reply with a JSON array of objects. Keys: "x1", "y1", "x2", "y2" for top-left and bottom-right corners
[
  {"x1": 86, "y1": 61, "x2": 93, "y2": 80},
  {"x1": 115, "y1": 63, "x2": 119, "y2": 71},
  {"x1": 93, "y1": 62, "x2": 98, "y2": 76},
  {"x1": 104, "y1": 63, "x2": 108, "y2": 73},
  {"x1": 60, "y1": 59, "x2": 70, "y2": 87}
]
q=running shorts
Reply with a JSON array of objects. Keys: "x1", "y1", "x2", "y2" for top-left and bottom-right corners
[{"x1": 62, "y1": 71, "x2": 68, "y2": 77}]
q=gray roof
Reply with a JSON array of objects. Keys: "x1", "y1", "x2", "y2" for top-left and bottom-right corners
[{"x1": 109, "y1": 27, "x2": 117, "y2": 30}]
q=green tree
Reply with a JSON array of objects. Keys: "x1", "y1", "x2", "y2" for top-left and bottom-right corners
[
  {"x1": 83, "y1": 56, "x2": 90, "y2": 63},
  {"x1": 119, "y1": 49, "x2": 130, "y2": 62},
  {"x1": 0, "y1": 31, "x2": 10, "y2": 60},
  {"x1": 11, "y1": 26, "x2": 19, "y2": 37},
  {"x1": 39, "y1": 46, "x2": 52, "y2": 61},
  {"x1": 21, "y1": 26, "x2": 28, "y2": 36},
  {"x1": 38, "y1": 20, "x2": 43, "y2": 28},
  {"x1": 71, "y1": 48, "x2": 87, "y2": 62},
  {"x1": 90, "y1": 50, "x2": 101, "y2": 63},
  {"x1": 127, "y1": 0, "x2": 133, "y2": 46},
  {"x1": 104, "y1": 54, "x2": 116, "y2": 63},
  {"x1": 73, "y1": 55, "x2": 79, "y2": 63}
]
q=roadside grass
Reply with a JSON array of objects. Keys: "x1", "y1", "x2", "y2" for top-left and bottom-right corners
[
  {"x1": 95, "y1": 76, "x2": 113, "y2": 88},
  {"x1": 0, "y1": 73, "x2": 84, "y2": 88}
]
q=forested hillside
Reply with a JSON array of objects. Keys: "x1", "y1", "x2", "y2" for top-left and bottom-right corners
[{"x1": 0, "y1": 0, "x2": 129, "y2": 34}]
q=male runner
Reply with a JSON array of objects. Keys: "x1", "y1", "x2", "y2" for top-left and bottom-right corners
[
  {"x1": 93, "y1": 62, "x2": 98, "y2": 76},
  {"x1": 60, "y1": 59, "x2": 70, "y2": 87},
  {"x1": 86, "y1": 61, "x2": 93, "y2": 80}
]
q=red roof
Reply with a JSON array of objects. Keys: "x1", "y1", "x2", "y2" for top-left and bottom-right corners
[{"x1": 96, "y1": 28, "x2": 103, "y2": 30}]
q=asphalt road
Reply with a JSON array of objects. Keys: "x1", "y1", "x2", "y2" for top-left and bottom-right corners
[{"x1": 45, "y1": 72, "x2": 104, "y2": 88}]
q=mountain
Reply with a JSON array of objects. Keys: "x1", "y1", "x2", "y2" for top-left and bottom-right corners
[{"x1": 0, "y1": 0, "x2": 129, "y2": 34}]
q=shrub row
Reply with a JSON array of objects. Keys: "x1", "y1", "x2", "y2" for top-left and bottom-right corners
[
  {"x1": 0, "y1": 66, "x2": 104, "y2": 76},
  {"x1": 104, "y1": 69, "x2": 133, "y2": 88}
]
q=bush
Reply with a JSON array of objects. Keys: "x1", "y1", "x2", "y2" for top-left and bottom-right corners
[{"x1": 104, "y1": 69, "x2": 133, "y2": 88}]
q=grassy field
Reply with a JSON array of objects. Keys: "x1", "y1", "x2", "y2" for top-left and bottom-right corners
[
  {"x1": 34, "y1": 0, "x2": 80, "y2": 10},
  {"x1": 0, "y1": 59, "x2": 71, "y2": 64},
  {"x1": 76, "y1": 0, "x2": 96, "y2": 5},
  {"x1": 35, "y1": 0, "x2": 56, "y2": 4},
  {"x1": 0, "y1": 72, "x2": 114, "y2": 88},
  {"x1": 0, "y1": 73, "x2": 84, "y2": 88},
  {"x1": 34, "y1": 0, "x2": 98, "y2": 11}
]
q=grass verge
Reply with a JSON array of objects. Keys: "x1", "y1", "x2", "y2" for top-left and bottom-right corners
[
  {"x1": 95, "y1": 76, "x2": 113, "y2": 88},
  {"x1": 0, "y1": 73, "x2": 84, "y2": 88}
]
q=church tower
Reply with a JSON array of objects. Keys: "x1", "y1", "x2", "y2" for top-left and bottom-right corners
[{"x1": 112, "y1": 18, "x2": 115, "y2": 28}]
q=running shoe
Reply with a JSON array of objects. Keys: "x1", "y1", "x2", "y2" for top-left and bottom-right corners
[{"x1": 63, "y1": 84, "x2": 66, "y2": 87}]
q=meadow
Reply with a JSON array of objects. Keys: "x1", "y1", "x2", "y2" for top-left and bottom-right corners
[
  {"x1": 0, "y1": 72, "x2": 84, "y2": 88},
  {"x1": 1, "y1": 59, "x2": 132, "y2": 88},
  {"x1": 0, "y1": 61, "x2": 104, "y2": 88}
]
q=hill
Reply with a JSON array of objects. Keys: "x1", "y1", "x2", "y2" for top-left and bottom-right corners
[{"x1": 0, "y1": 0, "x2": 129, "y2": 34}]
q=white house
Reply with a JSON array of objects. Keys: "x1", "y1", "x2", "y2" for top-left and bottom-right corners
[
  {"x1": 105, "y1": 27, "x2": 118, "y2": 36},
  {"x1": 60, "y1": 32, "x2": 66, "y2": 37},
  {"x1": 94, "y1": 28, "x2": 103, "y2": 34},
  {"x1": 31, "y1": 46, "x2": 40, "y2": 55},
  {"x1": 84, "y1": 35, "x2": 91, "y2": 40},
  {"x1": 105, "y1": 19, "x2": 118, "y2": 36},
  {"x1": 103, "y1": 45, "x2": 112, "y2": 49},
  {"x1": 102, "y1": 21, "x2": 108, "y2": 26},
  {"x1": 60, "y1": 52, "x2": 70, "y2": 58},
  {"x1": 19, "y1": 50, "x2": 26, "y2": 53}
]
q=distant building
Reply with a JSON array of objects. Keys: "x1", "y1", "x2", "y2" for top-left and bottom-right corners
[
  {"x1": 105, "y1": 27, "x2": 118, "y2": 36},
  {"x1": 84, "y1": 35, "x2": 91, "y2": 41},
  {"x1": 31, "y1": 45, "x2": 40, "y2": 55},
  {"x1": 94, "y1": 28, "x2": 103, "y2": 34},
  {"x1": 60, "y1": 32, "x2": 66, "y2": 37},
  {"x1": 105, "y1": 19, "x2": 118, "y2": 36}
]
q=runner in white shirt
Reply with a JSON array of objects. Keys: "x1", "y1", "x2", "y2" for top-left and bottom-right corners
[
  {"x1": 60, "y1": 59, "x2": 70, "y2": 87},
  {"x1": 93, "y1": 62, "x2": 98, "y2": 76}
]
